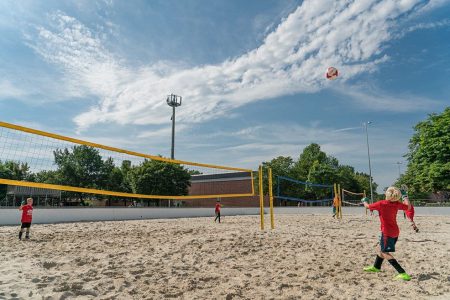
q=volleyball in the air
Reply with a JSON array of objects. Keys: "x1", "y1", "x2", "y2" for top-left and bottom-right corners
[{"x1": 326, "y1": 67, "x2": 339, "y2": 80}]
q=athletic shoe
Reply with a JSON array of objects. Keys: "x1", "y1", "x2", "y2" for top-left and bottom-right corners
[
  {"x1": 394, "y1": 273, "x2": 411, "y2": 281},
  {"x1": 363, "y1": 266, "x2": 381, "y2": 273}
]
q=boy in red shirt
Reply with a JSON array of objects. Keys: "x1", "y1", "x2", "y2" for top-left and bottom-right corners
[
  {"x1": 214, "y1": 199, "x2": 222, "y2": 223},
  {"x1": 19, "y1": 197, "x2": 33, "y2": 240},
  {"x1": 401, "y1": 185, "x2": 419, "y2": 233},
  {"x1": 362, "y1": 187, "x2": 412, "y2": 281}
]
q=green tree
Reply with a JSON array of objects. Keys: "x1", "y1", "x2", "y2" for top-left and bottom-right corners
[
  {"x1": 130, "y1": 159, "x2": 191, "y2": 196},
  {"x1": 261, "y1": 156, "x2": 294, "y2": 195},
  {"x1": 0, "y1": 160, "x2": 34, "y2": 202},
  {"x1": 52, "y1": 145, "x2": 113, "y2": 202},
  {"x1": 292, "y1": 143, "x2": 328, "y2": 180},
  {"x1": 0, "y1": 161, "x2": 33, "y2": 181},
  {"x1": 398, "y1": 107, "x2": 450, "y2": 195},
  {"x1": 33, "y1": 170, "x2": 59, "y2": 183},
  {"x1": 353, "y1": 172, "x2": 377, "y2": 198},
  {"x1": 260, "y1": 143, "x2": 378, "y2": 203}
]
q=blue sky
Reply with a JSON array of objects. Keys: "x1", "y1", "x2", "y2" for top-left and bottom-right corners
[{"x1": 0, "y1": 0, "x2": 449, "y2": 191}]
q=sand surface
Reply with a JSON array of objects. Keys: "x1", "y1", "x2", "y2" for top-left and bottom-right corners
[{"x1": 1, "y1": 213, "x2": 449, "y2": 300}]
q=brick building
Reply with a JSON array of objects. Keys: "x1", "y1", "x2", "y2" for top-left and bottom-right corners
[{"x1": 184, "y1": 172, "x2": 269, "y2": 208}]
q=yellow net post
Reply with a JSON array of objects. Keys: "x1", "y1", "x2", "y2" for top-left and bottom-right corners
[
  {"x1": 259, "y1": 165, "x2": 264, "y2": 230},
  {"x1": 338, "y1": 184, "x2": 342, "y2": 219},
  {"x1": 333, "y1": 183, "x2": 337, "y2": 218},
  {"x1": 268, "y1": 167, "x2": 274, "y2": 230}
]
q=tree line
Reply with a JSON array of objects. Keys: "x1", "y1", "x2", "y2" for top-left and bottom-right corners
[
  {"x1": 259, "y1": 143, "x2": 377, "y2": 200},
  {"x1": 0, "y1": 145, "x2": 191, "y2": 204}
]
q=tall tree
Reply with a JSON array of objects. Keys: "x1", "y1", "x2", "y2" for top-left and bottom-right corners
[
  {"x1": 130, "y1": 159, "x2": 191, "y2": 196},
  {"x1": 399, "y1": 107, "x2": 450, "y2": 194},
  {"x1": 52, "y1": 145, "x2": 112, "y2": 202},
  {"x1": 292, "y1": 143, "x2": 328, "y2": 180}
]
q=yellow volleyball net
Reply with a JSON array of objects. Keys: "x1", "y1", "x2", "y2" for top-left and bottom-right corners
[
  {"x1": 0, "y1": 121, "x2": 254, "y2": 205},
  {"x1": 341, "y1": 189, "x2": 366, "y2": 206}
]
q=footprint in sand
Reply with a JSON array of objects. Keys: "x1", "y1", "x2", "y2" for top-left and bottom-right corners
[{"x1": 42, "y1": 261, "x2": 58, "y2": 269}]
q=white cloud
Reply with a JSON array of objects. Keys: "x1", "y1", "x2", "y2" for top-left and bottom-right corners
[
  {"x1": 0, "y1": 80, "x2": 26, "y2": 99},
  {"x1": 27, "y1": 0, "x2": 430, "y2": 131},
  {"x1": 332, "y1": 84, "x2": 441, "y2": 112},
  {"x1": 395, "y1": 18, "x2": 450, "y2": 38}
]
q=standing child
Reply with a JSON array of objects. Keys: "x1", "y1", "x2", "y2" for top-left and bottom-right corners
[
  {"x1": 332, "y1": 196, "x2": 338, "y2": 218},
  {"x1": 19, "y1": 197, "x2": 33, "y2": 240},
  {"x1": 361, "y1": 186, "x2": 412, "y2": 281},
  {"x1": 214, "y1": 199, "x2": 222, "y2": 223}
]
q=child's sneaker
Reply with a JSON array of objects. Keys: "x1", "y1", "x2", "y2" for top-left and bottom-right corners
[
  {"x1": 363, "y1": 266, "x2": 381, "y2": 272},
  {"x1": 394, "y1": 273, "x2": 411, "y2": 281}
]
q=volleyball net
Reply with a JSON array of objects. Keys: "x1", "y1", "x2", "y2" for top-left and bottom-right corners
[
  {"x1": 275, "y1": 175, "x2": 334, "y2": 204},
  {"x1": 0, "y1": 121, "x2": 254, "y2": 204},
  {"x1": 341, "y1": 189, "x2": 365, "y2": 206}
]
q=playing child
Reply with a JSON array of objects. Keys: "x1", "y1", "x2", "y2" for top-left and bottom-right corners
[
  {"x1": 19, "y1": 197, "x2": 33, "y2": 240},
  {"x1": 361, "y1": 187, "x2": 412, "y2": 281}
]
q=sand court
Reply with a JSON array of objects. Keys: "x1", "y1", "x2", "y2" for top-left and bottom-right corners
[{"x1": 1, "y1": 214, "x2": 449, "y2": 299}]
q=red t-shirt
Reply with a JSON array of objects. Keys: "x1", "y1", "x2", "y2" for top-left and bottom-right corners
[
  {"x1": 368, "y1": 200, "x2": 409, "y2": 238},
  {"x1": 21, "y1": 204, "x2": 33, "y2": 223},
  {"x1": 215, "y1": 203, "x2": 221, "y2": 213},
  {"x1": 405, "y1": 204, "x2": 415, "y2": 221}
]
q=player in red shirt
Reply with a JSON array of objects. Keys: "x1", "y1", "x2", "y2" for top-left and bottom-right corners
[
  {"x1": 19, "y1": 197, "x2": 34, "y2": 240},
  {"x1": 361, "y1": 186, "x2": 412, "y2": 281},
  {"x1": 214, "y1": 199, "x2": 222, "y2": 223},
  {"x1": 401, "y1": 185, "x2": 419, "y2": 233}
]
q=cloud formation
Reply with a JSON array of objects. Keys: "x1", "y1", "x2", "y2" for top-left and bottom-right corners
[{"x1": 28, "y1": 0, "x2": 431, "y2": 131}]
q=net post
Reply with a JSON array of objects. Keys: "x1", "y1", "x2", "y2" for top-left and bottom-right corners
[
  {"x1": 338, "y1": 184, "x2": 342, "y2": 219},
  {"x1": 251, "y1": 171, "x2": 255, "y2": 196},
  {"x1": 259, "y1": 165, "x2": 264, "y2": 230},
  {"x1": 268, "y1": 168, "x2": 274, "y2": 230},
  {"x1": 333, "y1": 183, "x2": 338, "y2": 218}
]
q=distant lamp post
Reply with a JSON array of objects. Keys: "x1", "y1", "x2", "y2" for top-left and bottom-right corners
[
  {"x1": 363, "y1": 121, "x2": 374, "y2": 203},
  {"x1": 166, "y1": 94, "x2": 182, "y2": 160},
  {"x1": 395, "y1": 161, "x2": 402, "y2": 178}
]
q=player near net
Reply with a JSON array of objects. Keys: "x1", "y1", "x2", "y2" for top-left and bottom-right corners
[
  {"x1": 361, "y1": 186, "x2": 416, "y2": 281},
  {"x1": 214, "y1": 199, "x2": 222, "y2": 223},
  {"x1": 19, "y1": 197, "x2": 33, "y2": 240}
]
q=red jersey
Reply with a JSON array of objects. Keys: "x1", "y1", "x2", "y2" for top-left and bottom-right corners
[
  {"x1": 368, "y1": 200, "x2": 408, "y2": 238},
  {"x1": 215, "y1": 203, "x2": 221, "y2": 213},
  {"x1": 405, "y1": 204, "x2": 415, "y2": 221},
  {"x1": 21, "y1": 204, "x2": 33, "y2": 223}
]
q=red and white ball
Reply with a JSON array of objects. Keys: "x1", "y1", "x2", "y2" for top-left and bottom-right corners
[{"x1": 326, "y1": 67, "x2": 339, "y2": 80}]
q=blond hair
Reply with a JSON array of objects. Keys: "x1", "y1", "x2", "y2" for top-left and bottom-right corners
[{"x1": 385, "y1": 186, "x2": 401, "y2": 202}]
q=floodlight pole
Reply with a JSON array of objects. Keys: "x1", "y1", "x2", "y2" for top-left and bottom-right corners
[
  {"x1": 364, "y1": 121, "x2": 374, "y2": 204},
  {"x1": 166, "y1": 94, "x2": 182, "y2": 208},
  {"x1": 166, "y1": 94, "x2": 182, "y2": 160}
]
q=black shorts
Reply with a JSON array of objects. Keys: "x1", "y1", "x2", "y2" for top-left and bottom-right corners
[
  {"x1": 380, "y1": 233, "x2": 398, "y2": 252},
  {"x1": 21, "y1": 222, "x2": 31, "y2": 229}
]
